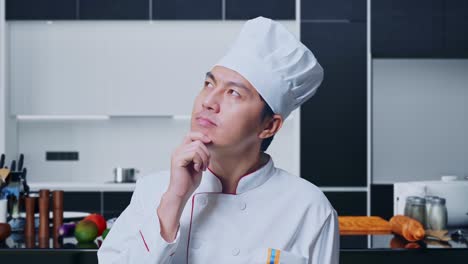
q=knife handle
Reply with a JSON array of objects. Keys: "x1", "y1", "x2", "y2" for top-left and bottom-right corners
[
  {"x1": 0, "y1": 154, "x2": 5, "y2": 168},
  {"x1": 18, "y1": 154, "x2": 24, "y2": 171},
  {"x1": 10, "y1": 160, "x2": 16, "y2": 172}
]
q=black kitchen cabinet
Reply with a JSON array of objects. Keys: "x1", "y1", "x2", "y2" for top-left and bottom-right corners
[
  {"x1": 445, "y1": 16, "x2": 468, "y2": 58},
  {"x1": 370, "y1": 184, "x2": 393, "y2": 221},
  {"x1": 225, "y1": 0, "x2": 295, "y2": 20},
  {"x1": 444, "y1": 2, "x2": 468, "y2": 58},
  {"x1": 372, "y1": 0, "x2": 444, "y2": 17},
  {"x1": 79, "y1": 0, "x2": 149, "y2": 20},
  {"x1": 6, "y1": 0, "x2": 77, "y2": 20},
  {"x1": 324, "y1": 191, "x2": 367, "y2": 216},
  {"x1": 300, "y1": 22, "x2": 367, "y2": 187},
  {"x1": 371, "y1": 0, "x2": 448, "y2": 58},
  {"x1": 372, "y1": 14, "x2": 444, "y2": 58},
  {"x1": 446, "y1": 0, "x2": 468, "y2": 17},
  {"x1": 152, "y1": 0, "x2": 222, "y2": 20},
  {"x1": 63, "y1": 192, "x2": 102, "y2": 215},
  {"x1": 103, "y1": 192, "x2": 132, "y2": 219},
  {"x1": 301, "y1": 0, "x2": 366, "y2": 21},
  {"x1": 60, "y1": 191, "x2": 133, "y2": 219}
]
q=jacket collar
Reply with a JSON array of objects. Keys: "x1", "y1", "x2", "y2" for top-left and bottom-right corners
[{"x1": 195, "y1": 155, "x2": 275, "y2": 195}]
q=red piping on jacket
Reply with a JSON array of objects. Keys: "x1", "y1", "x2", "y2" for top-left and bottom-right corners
[
  {"x1": 186, "y1": 195, "x2": 196, "y2": 264},
  {"x1": 139, "y1": 230, "x2": 150, "y2": 252},
  {"x1": 207, "y1": 164, "x2": 264, "y2": 195}
]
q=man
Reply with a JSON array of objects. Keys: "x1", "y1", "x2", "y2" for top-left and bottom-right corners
[{"x1": 98, "y1": 16, "x2": 339, "y2": 263}]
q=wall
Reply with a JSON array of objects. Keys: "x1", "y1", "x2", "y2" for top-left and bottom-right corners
[
  {"x1": 0, "y1": 0, "x2": 17, "y2": 158},
  {"x1": 8, "y1": 20, "x2": 300, "y2": 182},
  {"x1": 372, "y1": 59, "x2": 468, "y2": 183},
  {"x1": 0, "y1": 0, "x2": 5, "y2": 153}
]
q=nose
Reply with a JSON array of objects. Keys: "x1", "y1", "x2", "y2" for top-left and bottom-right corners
[{"x1": 202, "y1": 88, "x2": 221, "y2": 113}]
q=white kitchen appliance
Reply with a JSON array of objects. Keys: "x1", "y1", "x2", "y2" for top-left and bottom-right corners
[{"x1": 394, "y1": 177, "x2": 468, "y2": 227}]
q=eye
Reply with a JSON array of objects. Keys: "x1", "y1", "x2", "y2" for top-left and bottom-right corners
[
  {"x1": 205, "y1": 81, "x2": 214, "y2": 88},
  {"x1": 228, "y1": 89, "x2": 241, "y2": 97}
]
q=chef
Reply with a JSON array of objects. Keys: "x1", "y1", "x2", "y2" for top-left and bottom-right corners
[{"x1": 98, "y1": 16, "x2": 339, "y2": 264}]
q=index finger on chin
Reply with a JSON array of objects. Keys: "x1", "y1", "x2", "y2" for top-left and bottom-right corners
[{"x1": 183, "y1": 131, "x2": 211, "y2": 144}]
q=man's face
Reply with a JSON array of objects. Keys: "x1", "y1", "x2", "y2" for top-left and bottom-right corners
[{"x1": 191, "y1": 65, "x2": 266, "y2": 152}]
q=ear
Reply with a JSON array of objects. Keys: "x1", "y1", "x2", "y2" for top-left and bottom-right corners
[{"x1": 259, "y1": 114, "x2": 283, "y2": 139}]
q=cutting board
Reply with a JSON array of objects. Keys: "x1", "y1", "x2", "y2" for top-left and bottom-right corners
[{"x1": 339, "y1": 216, "x2": 392, "y2": 235}]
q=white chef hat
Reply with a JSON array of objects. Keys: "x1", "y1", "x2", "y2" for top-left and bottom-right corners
[{"x1": 214, "y1": 16, "x2": 324, "y2": 120}]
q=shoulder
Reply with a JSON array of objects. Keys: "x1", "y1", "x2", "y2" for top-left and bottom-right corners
[
  {"x1": 132, "y1": 170, "x2": 171, "y2": 207},
  {"x1": 136, "y1": 170, "x2": 171, "y2": 190},
  {"x1": 270, "y1": 168, "x2": 335, "y2": 216}
]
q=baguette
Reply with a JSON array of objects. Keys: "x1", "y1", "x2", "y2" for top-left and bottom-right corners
[{"x1": 389, "y1": 215, "x2": 425, "y2": 242}]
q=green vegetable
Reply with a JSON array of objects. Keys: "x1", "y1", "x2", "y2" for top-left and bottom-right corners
[
  {"x1": 74, "y1": 220, "x2": 98, "y2": 243},
  {"x1": 102, "y1": 228, "x2": 110, "y2": 240}
]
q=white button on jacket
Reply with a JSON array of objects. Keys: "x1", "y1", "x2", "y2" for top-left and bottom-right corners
[{"x1": 98, "y1": 157, "x2": 339, "y2": 263}]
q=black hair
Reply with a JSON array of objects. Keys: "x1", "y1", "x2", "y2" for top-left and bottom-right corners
[{"x1": 259, "y1": 97, "x2": 275, "y2": 152}]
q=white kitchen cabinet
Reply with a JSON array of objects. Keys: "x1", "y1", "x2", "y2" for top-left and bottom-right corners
[
  {"x1": 10, "y1": 22, "x2": 109, "y2": 115},
  {"x1": 8, "y1": 21, "x2": 298, "y2": 116},
  {"x1": 105, "y1": 22, "x2": 249, "y2": 116},
  {"x1": 105, "y1": 22, "x2": 217, "y2": 116},
  {"x1": 8, "y1": 22, "x2": 230, "y2": 116}
]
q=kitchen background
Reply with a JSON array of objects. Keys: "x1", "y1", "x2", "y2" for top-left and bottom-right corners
[{"x1": 1, "y1": 0, "x2": 468, "y2": 225}]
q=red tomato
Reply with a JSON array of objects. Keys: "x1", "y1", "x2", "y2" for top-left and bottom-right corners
[{"x1": 84, "y1": 214, "x2": 107, "y2": 236}]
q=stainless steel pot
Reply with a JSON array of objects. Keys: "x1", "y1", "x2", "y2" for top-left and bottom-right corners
[{"x1": 113, "y1": 168, "x2": 139, "y2": 183}]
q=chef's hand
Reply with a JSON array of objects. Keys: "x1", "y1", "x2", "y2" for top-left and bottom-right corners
[
  {"x1": 157, "y1": 131, "x2": 211, "y2": 243},
  {"x1": 167, "y1": 131, "x2": 211, "y2": 200}
]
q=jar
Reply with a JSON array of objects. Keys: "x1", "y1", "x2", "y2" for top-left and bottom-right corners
[
  {"x1": 427, "y1": 197, "x2": 447, "y2": 231},
  {"x1": 424, "y1": 195, "x2": 438, "y2": 229},
  {"x1": 404, "y1": 196, "x2": 418, "y2": 216},
  {"x1": 405, "y1": 196, "x2": 426, "y2": 227}
]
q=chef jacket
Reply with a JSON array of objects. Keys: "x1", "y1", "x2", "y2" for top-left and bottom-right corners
[{"x1": 98, "y1": 156, "x2": 339, "y2": 263}]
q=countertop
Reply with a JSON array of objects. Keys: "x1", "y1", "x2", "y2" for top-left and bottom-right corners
[
  {"x1": 28, "y1": 182, "x2": 136, "y2": 192},
  {"x1": 1, "y1": 231, "x2": 467, "y2": 264},
  {"x1": 341, "y1": 229, "x2": 468, "y2": 250},
  {"x1": 1, "y1": 230, "x2": 467, "y2": 250}
]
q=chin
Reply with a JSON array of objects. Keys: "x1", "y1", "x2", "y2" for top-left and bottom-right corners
[{"x1": 191, "y1": 126, "x2": 214, "y2": 139}]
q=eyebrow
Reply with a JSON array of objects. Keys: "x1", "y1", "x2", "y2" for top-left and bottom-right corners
[{"x1": 205, "y1": 71, "x2": 253, "y2": 95}]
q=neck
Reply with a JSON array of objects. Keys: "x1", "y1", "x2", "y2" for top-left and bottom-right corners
[{"x1": 208, "y1": 150, "x2": 268, "y2": 194}]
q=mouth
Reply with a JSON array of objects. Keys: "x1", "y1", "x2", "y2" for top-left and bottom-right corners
[{"x1": 195, "y1": 116, "x2": 217, "y2": 128}]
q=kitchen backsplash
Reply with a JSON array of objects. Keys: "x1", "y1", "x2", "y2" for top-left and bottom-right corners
[
  {"x1": 372, "y1": 59, "x2": 468, "y2": 184},
  {"x1": 17, "y1": 114, "x2": 298, "y2": 183}
]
